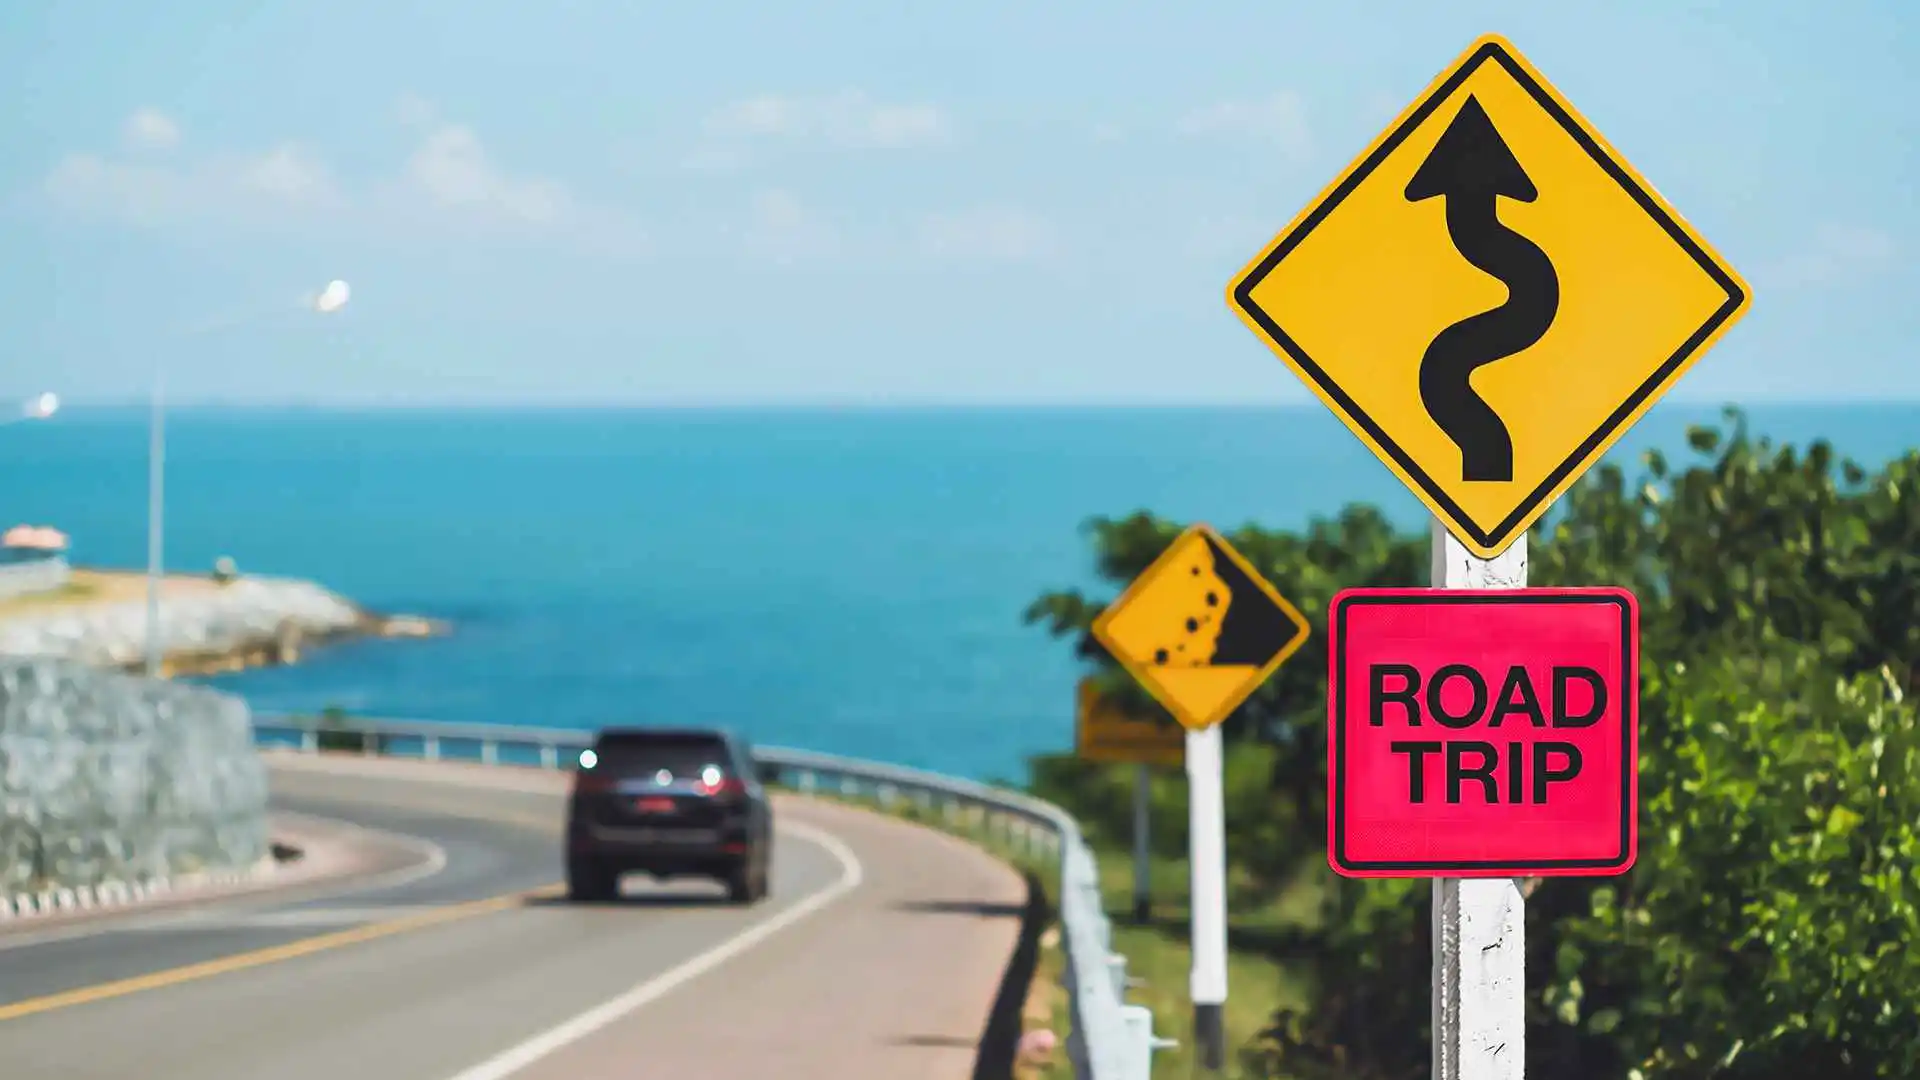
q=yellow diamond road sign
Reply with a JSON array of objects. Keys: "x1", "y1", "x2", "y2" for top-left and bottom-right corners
[
  {"x1": 1091, "y1": 524, "x2": 1310, "y2": 732},
  {"x1": 1228, "y1": 34, "x2": 1750, "y2": 558}
]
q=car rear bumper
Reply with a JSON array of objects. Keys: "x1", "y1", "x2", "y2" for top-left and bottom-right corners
[{"x1": 568, "y1": 821, "x2": 754, "y2": 872}]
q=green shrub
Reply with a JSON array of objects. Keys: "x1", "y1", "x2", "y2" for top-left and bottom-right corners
[{"x1": 1027, "y1": 408, "x2": 1920, "y2": 1077}]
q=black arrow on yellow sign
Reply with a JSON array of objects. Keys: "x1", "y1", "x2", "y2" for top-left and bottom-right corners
[{"x1": 1405, "y1": 95, "x2": 1560, "y2": 484}]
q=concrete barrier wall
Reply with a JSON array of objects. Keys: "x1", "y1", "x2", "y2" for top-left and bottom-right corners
[
  {"x1": 0, "y1": 657, "x2": 269, "y2": 893},
  {"x1": 0, "y1": 557, "x2": 71, "y2": 602}
]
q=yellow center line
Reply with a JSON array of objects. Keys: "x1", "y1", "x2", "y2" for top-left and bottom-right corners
[{"x1": 0, "y1": 882, "x2": 565, "y2": 1023}]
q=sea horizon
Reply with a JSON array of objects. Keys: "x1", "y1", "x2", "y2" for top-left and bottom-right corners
[{"x1": 8, "y1": 402, "x2": 1917, "y2": 782}]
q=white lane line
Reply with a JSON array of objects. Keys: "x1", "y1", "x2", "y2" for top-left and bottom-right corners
[
  {"x1": 264, "y1": 810, "x2": 454, "y2": 897},
  {"x1": 440, "y1": 819, "x2": 865, "y2": 1080},
  {"x1": 0, "y1": 818, "x2": 449, "y2": 954}
]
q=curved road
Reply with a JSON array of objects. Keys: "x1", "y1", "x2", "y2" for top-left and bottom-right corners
[{"x1": 0, "y1": 754, "x2": 1027, "y2": 1080}]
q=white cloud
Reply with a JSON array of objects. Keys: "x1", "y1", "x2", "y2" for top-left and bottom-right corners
[
  {"x1": 919, "y1": 206, "x2": 1058, "y2": 261},
  {"x1": 1760, "y1": 225, "x2": 1895, "y2": 290},
  {"x1": 43, "y1": 138, "x2": 343, "y2": 226},
  {"x1": 699, "y1": 91, "x2": 949, "y2": 156},
  {"x1": 399, "y1": 123, "x2": 570, "y2": 225},
  {"x1": 1090, "y1": 122, "x2": 1126, "y2": 144},
  {"x1": 1178, "y1": 92, "x2": 1313, "y2": 160},
  {"x1": 233, "y1": 144, "x2": 338, "y2": 204},
  {"x1": 377, "y1": 104, "x2": 647, "y2": 253},
  {"x1": 36, "y1": 103, "x2": 644, "y2": 254},
  {"x1": 730, "y1": 188, "x2": 839, "y2": 261},
  {"x1": 122, "y1": 107, "x2": 180, "y2": 151}
]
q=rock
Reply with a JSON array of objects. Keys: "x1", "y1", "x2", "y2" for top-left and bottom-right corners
[
  {"x1": 0, "y1": 658, "x2": 267, "y2": 892},
  {"x1": 0, "y1": 575, "x2": 370, "y2": 675},
  {"x1": 378, "y1": 615, "x2": 445, "y2": 639}
]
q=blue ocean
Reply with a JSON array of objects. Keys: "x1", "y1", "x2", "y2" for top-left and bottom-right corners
[{"x1": 5, "y1": 404, "x2": 1915, "y2": 781}]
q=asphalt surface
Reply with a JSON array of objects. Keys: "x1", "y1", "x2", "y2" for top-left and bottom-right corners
[{"x1": 0, "y1": 754, "x2": 1025, "y2": 1080}]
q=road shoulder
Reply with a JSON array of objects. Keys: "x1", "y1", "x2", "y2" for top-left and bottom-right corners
[
  {"x1": 465, "y1": 795, "x2": 1028, "y2": 1080},
  {"x1": 0, "y1": 807, "x2": 443, "y2": 941}
]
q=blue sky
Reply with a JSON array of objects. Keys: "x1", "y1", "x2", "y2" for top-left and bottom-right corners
[{"x1": 2, "y1": 0, "x2": 1914, "y2": 406}]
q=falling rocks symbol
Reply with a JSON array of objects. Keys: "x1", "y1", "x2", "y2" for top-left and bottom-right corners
[
  {"x1": 1199, "y1": 534, "x2": 1297, "y2": 666},
  {"x1": 1405, "y1": 95, "x2": 1560, "y2": 484},
  {"x1": 1145, "y1": 535, "x2": 1296, "y2": 670}
]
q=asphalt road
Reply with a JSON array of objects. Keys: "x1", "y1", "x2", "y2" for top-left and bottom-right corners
[{"x1": 0, "y1": 754, "x2": 1025, "y2": 1080}]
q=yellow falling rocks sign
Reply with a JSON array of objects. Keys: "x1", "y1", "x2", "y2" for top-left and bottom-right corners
[
  {"x1": 1227, "y1": 33, "x2": 1750, "y2": 558},
  {"x1": 1091, "y1": 524, "x2": 1310, "y2": 732}
]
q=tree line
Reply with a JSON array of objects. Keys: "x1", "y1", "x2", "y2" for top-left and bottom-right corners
[{"x1": 1024, "y1": 408, "x2": 1920, "y2": 1079}]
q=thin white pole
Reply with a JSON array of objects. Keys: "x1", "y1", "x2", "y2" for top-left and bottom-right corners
[
  {"x1": 132, "y1": 281, "x2": 347, "y2": 683},
  {"x1": 1186, "y1": 723, "x2": 1228, "y2": 1071},
  {"x1": 1430, "y1": 517, "x2": 1527, "y2": 1080},
  {"x1": 1131, "y1": 762, "x2": 1152, "y2": 923},
  {"x1": 145, "y1": 365, "x2": 165, "y2": 678}
]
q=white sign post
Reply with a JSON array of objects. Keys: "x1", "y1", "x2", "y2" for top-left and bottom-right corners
[
  {"x1": 1429, "y1": 519, "x2": 1527, "y2": 1080},
  {"x1": 1088, "y1": 525, "x2": 1311, "y2": 1077},
  {"x1": 1186, "y1": 723, "x2": 1229, "y2": 1072},
  {"x1": 1223, "y1": 33, "x2": 1746, "y2": 1080}
]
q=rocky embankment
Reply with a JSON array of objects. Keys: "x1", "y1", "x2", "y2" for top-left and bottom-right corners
[
  {"x1": 0, "y1": 657, "x2": 268, "y2": 893},
  {"x1": 0, "y1": 573, "x2": 444, "y2": 677}
]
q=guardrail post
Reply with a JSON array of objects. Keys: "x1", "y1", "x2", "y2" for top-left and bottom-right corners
[
  {"x1": 424, "y1": 736, "x2": 441, "y2": 762},
  {"x1": 481, "y1": 740, "x2": 498, "y2": 766},
  {"x1": 1120, "y1": 1003, "x2": 1167, "y2": 1079},
  {"x1": 540, "y1": 744, "x2": 558, "y2": 769},
  {"x1": 798, "y1": 770, "x2": 816, "y2": 795},
  {"x1": 360, "y1": 731, "x2": 376, "y2": 757},
  {"x1": 301, "y1": 730, "x2": 317, "y2": 754},
  {"x1": 840, "y1": 775, "x2": 857, "y2": 799},
  {"x1": 877, "y1": 782, "x2": 898, "y2": 810}
]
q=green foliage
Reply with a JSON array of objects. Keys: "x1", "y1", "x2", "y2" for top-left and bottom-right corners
[
  {"x1": 1028, "y1": 741, "x2": 1305, "y2": 898},
  {"x1": 1023, "y1": 504, "x2": 1423, "y2": 841},
  {"x1": 313, "y1": 704, "x2": 388, "y2": 754},
  {"x1": 1026, "y1": 408, "x2": 1920, "y2": 1077},
  {"x1": 1535, "y1": 648, "x2": 1920, "y2": 1080}
]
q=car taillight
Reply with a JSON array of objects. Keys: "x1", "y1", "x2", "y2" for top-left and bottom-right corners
[{"x1": 701, "y1": 778, "x2": 748, "y2": 799}]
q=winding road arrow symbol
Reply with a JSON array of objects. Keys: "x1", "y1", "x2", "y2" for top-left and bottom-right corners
[{"x1": 1405, "y1": 95, "x2": 1560, "y2": 483}]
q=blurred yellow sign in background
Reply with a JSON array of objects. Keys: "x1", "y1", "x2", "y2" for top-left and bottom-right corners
[{"x1": 1075, "y1": 678, "x2": 1184, "y2": 768}]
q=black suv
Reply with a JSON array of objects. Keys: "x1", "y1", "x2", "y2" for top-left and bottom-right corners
[{"x1": 564, "y1": 727, "x2": 773, "y2": 904}]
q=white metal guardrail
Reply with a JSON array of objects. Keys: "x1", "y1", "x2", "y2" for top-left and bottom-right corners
[{"x1": 251, "y1": 712, "x2": 1173, "y2": 1078}]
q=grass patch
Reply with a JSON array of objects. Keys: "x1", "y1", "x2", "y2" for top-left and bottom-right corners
[
  {"x1": 781, "y1": 784, "x2": 1314, "y2": 1078},
  {"x1": 0, "y1": 580, "x2": 100, "y2": 617}
]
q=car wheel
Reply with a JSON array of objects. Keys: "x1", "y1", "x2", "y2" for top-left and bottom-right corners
[
  {"x1": 724, "y1": 859, "x2": 757, "y2": 905},
  {"x1": 567, "y1": 860, "x2": 619, "y2": 902}
]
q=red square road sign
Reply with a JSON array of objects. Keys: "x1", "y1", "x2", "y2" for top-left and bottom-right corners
[{"x1": 1327, "y1": 587, "x2": 1639, "y2": 878}]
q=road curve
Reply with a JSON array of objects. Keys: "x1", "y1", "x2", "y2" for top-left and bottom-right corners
[{"x1": 0, "y1": 753, "x2": 1026, "y2": 1080}]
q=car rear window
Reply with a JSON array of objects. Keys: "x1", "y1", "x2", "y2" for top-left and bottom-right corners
[{"x1": 592, "y1": 734, "x2": 732, "y2": 778}]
